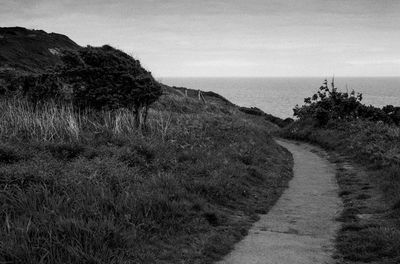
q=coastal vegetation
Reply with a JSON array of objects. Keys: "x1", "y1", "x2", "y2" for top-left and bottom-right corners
[
  {"x1": 2, "y1": 45, "x2": 163, "y2": 129},
  {"x1": 293, "y1": 78, "x2": 400, "y2": 126},
  {"x1": 283, "y1": 80, "x2": 400, "y2": 263},
  {"x1": 0, "y1": 31, "x2": 293, "y2": 264},
  {"x1": 0, "y1": 93, "x2": 292, "y2": 264}
]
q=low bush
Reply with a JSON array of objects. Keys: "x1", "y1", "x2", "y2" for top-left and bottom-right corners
[{"x1": 293, "y1": 78, "x2": 400, "y2": 126}]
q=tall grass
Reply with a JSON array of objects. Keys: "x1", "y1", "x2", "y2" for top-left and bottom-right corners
[
  {"x1": 0, "y1": 99, "x2": 80, "y2": 141},
  {"x1": 0, "y1": 98, "x2": 177, "y2": 142}
]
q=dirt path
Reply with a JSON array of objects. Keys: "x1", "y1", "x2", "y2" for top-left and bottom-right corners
[{"x1": 217, "y1": 139, "x2": 343, "y2": 264}]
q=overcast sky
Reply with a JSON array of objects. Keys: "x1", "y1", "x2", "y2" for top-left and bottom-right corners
[{"x1": 1, "y1": 0, "x2": 400, "y2": 77}]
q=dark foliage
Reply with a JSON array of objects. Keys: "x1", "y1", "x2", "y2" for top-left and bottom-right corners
[
  {"x1": 294, "y1": 79, "x2": 400, "y2": 126},
  {"x1": 293, "y1": 79, "x2": 363, "y2": 126},
  {"x1": 60, "y1": 46, "x2": 162, "y2": 113},
  {"x1": 16, "y1": 46, "x2": 162, "y2": 113},
  {"x1": 19, "y1": 74, "x2": 72, "y2": 104},
  {"x1": 382, "y1": 105, "x2": 400, "y2": 125}
]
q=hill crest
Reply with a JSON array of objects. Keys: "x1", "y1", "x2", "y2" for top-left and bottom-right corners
[{"x1": 0, "y1": 27, "x2": 80, "y2": 73}]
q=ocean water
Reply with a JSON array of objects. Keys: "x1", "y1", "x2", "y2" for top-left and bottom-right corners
[{"x1": 161, "y1": 77, "x2": 400, "y2": 118}]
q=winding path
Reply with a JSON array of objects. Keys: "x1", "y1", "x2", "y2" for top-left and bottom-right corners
[{"x1": 217, "y1": 140, "x2": 342, "y2": 264}]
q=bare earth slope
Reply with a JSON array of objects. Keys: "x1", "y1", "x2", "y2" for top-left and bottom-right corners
[{"x1": 217, "y1": 139, "x2": 342, "y2": 264}]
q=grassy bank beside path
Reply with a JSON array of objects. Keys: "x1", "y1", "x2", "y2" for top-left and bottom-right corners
[
  {"x1": 282, "y1": 120, "x2": 400, "y2": 264},
  {"x1": 0, "y1": 92, "x2": 293, "y2": 264}
]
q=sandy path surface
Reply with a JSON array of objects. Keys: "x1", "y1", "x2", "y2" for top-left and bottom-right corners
[{"x1": 217, "y1": 140, "x2": 342, "y2": 264}]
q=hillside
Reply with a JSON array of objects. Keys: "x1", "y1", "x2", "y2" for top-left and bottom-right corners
[
  {"x1": 0, "y1": 27, "x2": 80, "y2": 73},
  {"x1": 0, "y1": 81, "x2": 293, "y2": 264},
  {"x1": 0, "y1": 27, "x2": 293, "y2": 263}
]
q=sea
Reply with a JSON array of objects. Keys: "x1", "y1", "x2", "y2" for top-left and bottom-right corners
[{"x1": 161, "y1": 77, "x2": 400, "y2": 119}]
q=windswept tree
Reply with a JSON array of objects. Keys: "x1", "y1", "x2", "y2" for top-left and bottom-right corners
[
  {"x1": 16, "y1": 45, "x2": 162, "y2": 129},
  {"x1": 60, "y1": 45, "x2": 163, "y2": 128}
]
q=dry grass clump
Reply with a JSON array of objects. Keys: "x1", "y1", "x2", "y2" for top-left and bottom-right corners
[
  {"x1": 0, "y1": 99, "x2": 81, "y2": 141},
  {"x1": 0, "y1": 97, "x2": 192, "y2": 143}
]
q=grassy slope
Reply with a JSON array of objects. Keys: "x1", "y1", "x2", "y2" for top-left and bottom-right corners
[
  {"x1": 282, "y1": 120, "x2": 400, "y2": 263},
  {"x1": 0, "y1": 90, "x2": 292, "y2": 264}
]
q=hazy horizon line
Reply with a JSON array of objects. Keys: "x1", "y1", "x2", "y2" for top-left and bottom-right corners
[{"x1": 159, "y1": 76, "x2": 400, "y2": 79}]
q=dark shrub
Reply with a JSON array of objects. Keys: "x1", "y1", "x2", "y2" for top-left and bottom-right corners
[
  {"x1": 13, "y1": 45, "x2": 163, "y2": 128},
  {"x1": 314, "y1": 107, "x2": 330, "y2": 126},
  {"x1": 61, "y1": 46, "x2": 162, "y2": 114},
  {"x1": 19, "y1": 74, "x2": 72, "y2": 105},
  {"x1": 294, "y1": 79, "x2": 400, "y2": 126},
  {"x1": 382, "y1": 105, "x2": 400, "y2": 125},
  {"x1": 294, "y1": 79, "x2": 363, "y2": 125}
]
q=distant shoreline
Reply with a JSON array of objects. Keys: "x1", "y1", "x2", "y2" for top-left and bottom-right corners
[{"x1": 162, "y1": 77, "x2": 400, "y2": 119}]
